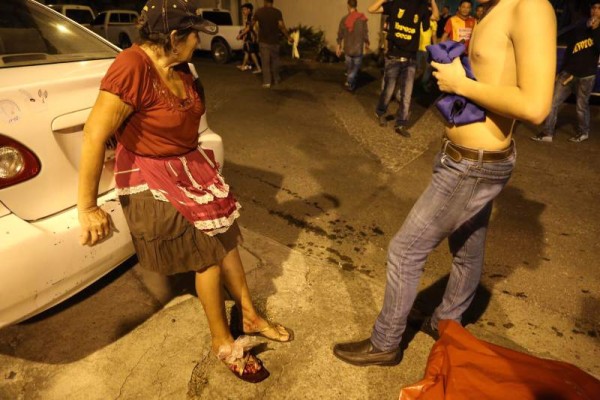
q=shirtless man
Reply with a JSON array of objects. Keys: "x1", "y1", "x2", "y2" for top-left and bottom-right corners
[{"x1": 333, "y1": 0, "x2": 556, "y2": 366}]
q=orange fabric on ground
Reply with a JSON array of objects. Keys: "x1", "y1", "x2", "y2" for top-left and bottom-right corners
[{"x1": 400, "y1": 320, "x2": 600, "y2": 400}]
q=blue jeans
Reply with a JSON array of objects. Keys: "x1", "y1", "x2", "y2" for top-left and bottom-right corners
[
  {"x1": 376, "y1": 56, "x2": 416, "y2": 127},
  {"x1": 542, "y1": 72, "x2": 596, "y2": 136},
  {"x1": 345, "y1": 54, "x2": 363, "y2": 90},
  {"x1": 370, "y1": 141, "x2": 516, "y2": 351}
]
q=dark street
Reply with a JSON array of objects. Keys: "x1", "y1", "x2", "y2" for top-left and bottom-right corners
[{"x1": 0, "y1": 54, "x2": 598, "y2": 399}]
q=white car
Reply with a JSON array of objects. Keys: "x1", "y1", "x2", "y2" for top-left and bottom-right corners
[{"x1": 0, "y1": 0, "x2": 223, "y2": 328}]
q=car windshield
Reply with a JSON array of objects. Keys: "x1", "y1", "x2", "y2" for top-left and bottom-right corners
[{"x1": 0, "y1": 0, "x2": 118, "y2": 69}]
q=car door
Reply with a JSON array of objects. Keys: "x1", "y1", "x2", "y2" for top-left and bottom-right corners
[{"x1": 0, "y1": 2, "x2": 119, "y2": 220}]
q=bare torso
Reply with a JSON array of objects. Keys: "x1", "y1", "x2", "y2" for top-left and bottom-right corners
[{"x1": 445, "y1": 0, "x2": 519, "y2": 150}]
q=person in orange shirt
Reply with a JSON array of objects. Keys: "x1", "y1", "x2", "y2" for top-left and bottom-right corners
[{"x1": 441, "y1": 0, "x2": 477, "y2": 51}]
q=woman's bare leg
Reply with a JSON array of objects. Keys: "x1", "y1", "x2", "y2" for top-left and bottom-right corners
[
  {"x1": 195, "y1": 265, "x2": 234, "y2": 354},
  {"x1": 220, "y1": 247, "x2": 289, "y2": 340},
  {"x1": 237, "y1": 52, "x2": 250, "y2": 70}
]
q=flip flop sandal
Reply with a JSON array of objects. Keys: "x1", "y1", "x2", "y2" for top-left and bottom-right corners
[{"x1": 246, "y1": 323, "x2": 294, "y2": 343}]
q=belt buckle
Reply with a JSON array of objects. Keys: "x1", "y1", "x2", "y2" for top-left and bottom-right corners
[
  {"x1": 443, "y1": 141, "x2": 462, "y2": 162},
  {"x1": 398, "y1": 57, "x2": 408, "y2": 62}
]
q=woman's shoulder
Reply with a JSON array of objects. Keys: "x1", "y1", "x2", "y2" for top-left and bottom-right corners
[
  {"x1": 103, "y1": 45, "x2": 151, "y2": 90},
  {"x1": 113, "y1": 45, "x2": 150, "y2": 68}
]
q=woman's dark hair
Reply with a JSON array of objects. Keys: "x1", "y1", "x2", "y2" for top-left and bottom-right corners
[
  {"x1": 241, "y1": 3, "x2": 253, "y2": 24},
  {"x1": 138, "y1": 25, "x2": 196, "y2": 54}
]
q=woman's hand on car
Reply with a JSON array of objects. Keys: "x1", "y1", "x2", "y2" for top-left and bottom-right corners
[{"x1": 78, "y1": 206, "x2": 112, "y2": 246}]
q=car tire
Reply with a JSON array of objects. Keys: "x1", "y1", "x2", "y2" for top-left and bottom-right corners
[
  {"x1": 119, "y1": 34, "x2": 132, "y2": 49},
  {"x1": 211, "y1": 39, "x2": 231, "y2": 64}
]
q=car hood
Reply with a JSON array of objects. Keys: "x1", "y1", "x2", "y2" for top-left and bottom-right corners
[{"x1": 0, "y1": 58, "x2": 116, "y2": 221}]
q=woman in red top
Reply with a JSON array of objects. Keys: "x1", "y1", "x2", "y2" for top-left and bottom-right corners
[{"x1": 77, "y1": 0, "x2": 291, "y2": 383}]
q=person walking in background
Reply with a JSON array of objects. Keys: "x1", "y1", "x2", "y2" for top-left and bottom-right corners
[
  {"x1": 436, "y1": 5, "x2": 451, "y2": 42},
  {"x1": 252, "y1": 0, "x2": 293, "y2": 88},
  {"x1": 336, "y1": 0, "x2": 371, "y2": 92},
  {"x1": 532, "y1": 0, "x2": 600, "y2": 143},
  {"x1": 370, "y1": 0, "x2": 437, "y2": 138},
  {"x1": 333, "y1": 0, "x2": 555, "y2": 367},
  {"x1": 236, "y1": 3, "x2": 262, "y2": 73},
  {"x1": 77, "y1": 0, "x2": 292, "y2": 383},
  {"x1": 416, "y1": 0, "x2": 439, "y2": 92},
  {"x1": 441, "y1": 0, "x2": 477, "y2": 52}
]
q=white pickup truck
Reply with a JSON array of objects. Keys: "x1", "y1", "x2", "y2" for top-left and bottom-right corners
[
  {"x1": 196, "y1": 8, "x2": 244, "y2": 63},
  {"x1": 47, "y1": 4, "x2": 95, "y2": 28},
  {"x1": 90, "y1": 10, "x2": 140, "y2": 49}
]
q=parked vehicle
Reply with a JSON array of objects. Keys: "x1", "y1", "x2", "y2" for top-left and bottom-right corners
[
  {"x1": 196, "y1": 8, "x2": 244, "y2": 63},
  {"x1": 0, "y1": 0, "x2": 223, "y2": 328},
  {"x1": 47, "y1": 4, "x2": 95, "y2": 27},
  {"x1": 90, "y1": 9, "x2": 140, "y2": 49}
]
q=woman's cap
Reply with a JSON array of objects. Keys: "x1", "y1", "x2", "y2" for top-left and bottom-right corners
[{"x1": 140, "y1": 0, "x2": 218, "y2": 35}]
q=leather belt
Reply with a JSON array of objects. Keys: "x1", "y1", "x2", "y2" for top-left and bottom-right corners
[
  {"x1": 442, "y1": 137, "x2": 514, "y2": 163},
  {"x1": 386, "y1": 55, "x2": 410, "y2": 62}
]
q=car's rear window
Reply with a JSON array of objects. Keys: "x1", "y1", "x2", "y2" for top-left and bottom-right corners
[
  {"x1": 202, "y1": 11, "x2": 232, "y2": 26},
  {"x1": 0, "y1": 0, "x2": 118, "y2": 68}
]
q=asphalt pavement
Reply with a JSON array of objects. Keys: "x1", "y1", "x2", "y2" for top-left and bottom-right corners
[{"x1": 0, "y1": 55, "x2": 598, "y2": 400}]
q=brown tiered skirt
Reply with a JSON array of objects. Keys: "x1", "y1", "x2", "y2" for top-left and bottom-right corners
[{"x1": 119, "y1": 190, "x2": 242, "y2": 275}]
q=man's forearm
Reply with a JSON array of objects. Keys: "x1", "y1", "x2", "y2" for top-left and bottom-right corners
[
  {"x1": 279, "y1": 20, "x2": 291, "y2": 40},
  {"x1": 458, "y1": 80, "x2": 552, "y2": 125}
]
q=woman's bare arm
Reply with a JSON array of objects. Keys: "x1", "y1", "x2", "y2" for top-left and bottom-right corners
[{"x1": 78, "y1": 91, "x2": 132, "y2": 245}]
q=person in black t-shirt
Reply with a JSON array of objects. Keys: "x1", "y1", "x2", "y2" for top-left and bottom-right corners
[
  {"x1": 437, "y1": 5, "x2": 450, "y2": 41},
  {"x1": 532, "y1": 0, "x2": 600, "y2": 143},
  {"x1": 370, "y1": 0, "x2": 435, "y2": 138},
  {"x1": 252, "y1": 0, "x2": 293, "y2": 88}
]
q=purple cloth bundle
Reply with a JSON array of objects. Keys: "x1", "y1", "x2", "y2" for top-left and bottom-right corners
[{"x1": 426, "y1": 41, "x2": 486, "y2": 126}]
